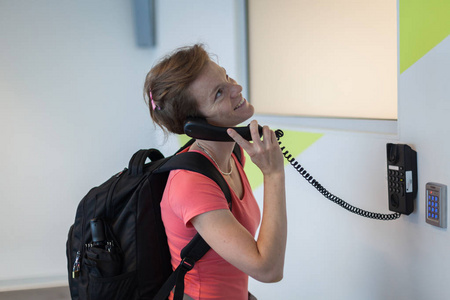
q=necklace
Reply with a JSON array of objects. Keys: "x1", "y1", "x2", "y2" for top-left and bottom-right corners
[{"x1": 196, "y1": 142, "x2": 233, "y2": 176}]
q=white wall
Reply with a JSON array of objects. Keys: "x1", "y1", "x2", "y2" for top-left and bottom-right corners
[
  {"x1": 1, "y1": 1, "x2": 449, "y2": 300},
  {"x1": 0, "y1": 0, "x2": 246, "y2": 290},
  {"x1": 248, "y1": 35, "x2": 450, "y2": 300}
]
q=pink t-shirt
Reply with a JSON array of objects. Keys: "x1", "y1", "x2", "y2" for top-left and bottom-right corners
[{"x1": 161, "y1": 149, "x2": 261, "y2": 300}]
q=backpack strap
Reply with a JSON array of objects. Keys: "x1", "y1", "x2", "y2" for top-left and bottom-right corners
[
  {"x1": 128, "y1": 148, "x2": 164, "y2": 175},
  {"x1": 153, "y1": 152, "x2": 233, "y2": 300},
  {"x1": 232, "y1": 143, "x2": 243, "y2": 166}
]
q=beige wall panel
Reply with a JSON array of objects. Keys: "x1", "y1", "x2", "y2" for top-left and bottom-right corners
[{"x1": 248, "y1": 0, "x2": 397, "y2": 119}]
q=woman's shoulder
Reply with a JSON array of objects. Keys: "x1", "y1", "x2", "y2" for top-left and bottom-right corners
[
  {"x1": 167, "y1": 168, "x2": 222, "y2": 192},
  {"x1": 164, "y1": 169, "x2": 229, "y2": 218}
]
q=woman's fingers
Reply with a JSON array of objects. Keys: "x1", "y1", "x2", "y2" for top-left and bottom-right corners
[
  {"x1": 249, "y1": 120, "x2": 263, "y2": 144},
  {"x1": 226, "y1": 120, "x2": 262, "y2": 155},
  {"x1": 227, "y1": 120, "x2": 283, "y2": 175},
  {"x1": 227, "y1": 127, "x2": 251, "y2": 150}
]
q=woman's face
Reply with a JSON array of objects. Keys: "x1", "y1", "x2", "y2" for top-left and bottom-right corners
[{"x1": 189, "y1": 60, "x2": 254, "y2": 127}]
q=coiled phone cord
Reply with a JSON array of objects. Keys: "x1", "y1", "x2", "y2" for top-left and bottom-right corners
[{"x1": 275, "y1": 130, "x2": 401, "y2": 221}]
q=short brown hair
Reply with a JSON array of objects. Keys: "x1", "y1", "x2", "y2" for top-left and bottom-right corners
[{"x1": 144, "y1": 44, "x2": 210, "y2": 134}]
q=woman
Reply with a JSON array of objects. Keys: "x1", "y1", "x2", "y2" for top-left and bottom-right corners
[{"x1": 144, "y1": 44, "x2": 287, "y2": 300}]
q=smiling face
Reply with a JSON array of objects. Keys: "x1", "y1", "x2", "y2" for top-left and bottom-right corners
[{"x1": 188, "y1": 60, "x2": 254, "y2": 127}]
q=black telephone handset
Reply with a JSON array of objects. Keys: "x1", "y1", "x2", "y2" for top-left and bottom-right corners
[{"x1": 184, "y1": 117, "x2": 263, "y2": 141}]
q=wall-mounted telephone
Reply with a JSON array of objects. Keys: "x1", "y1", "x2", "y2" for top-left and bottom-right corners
[
  {"x1": 184, "y1": 118, "x2": 414, "y2": 221},
  {"x1": 386, "y1": 143, "x2": 418, "y2": 215}
]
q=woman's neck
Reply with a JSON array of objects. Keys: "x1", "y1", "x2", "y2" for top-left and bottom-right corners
[{"x1": 191, "y1": 140, "x2": 235, "y2": 174}]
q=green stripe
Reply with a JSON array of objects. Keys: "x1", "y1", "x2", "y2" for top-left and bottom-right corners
[{"x1": 400, "y1": 0, "x2": 450, "y2": 73}]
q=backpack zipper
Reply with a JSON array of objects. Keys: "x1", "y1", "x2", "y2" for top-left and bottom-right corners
[
  {"x1": 72, "y1": 193, "x2": 87, "y2": 279},
  {"x1": 72, "y1": 250, "x2": 82, "y2": 278}
]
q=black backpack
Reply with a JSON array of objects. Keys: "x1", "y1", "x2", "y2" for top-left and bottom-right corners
[{"x1": 66, "y1": 140, "x2": 242, "y2": 300}]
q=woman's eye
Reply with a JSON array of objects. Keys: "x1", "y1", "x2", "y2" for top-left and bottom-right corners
[{"x1": 215, "y1": 89, "x2": 223, "y2": 99}]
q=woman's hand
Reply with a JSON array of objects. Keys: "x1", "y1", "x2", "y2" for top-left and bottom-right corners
[{"x1": 227, "y1": 120, "x2": 284, "y2": 176}]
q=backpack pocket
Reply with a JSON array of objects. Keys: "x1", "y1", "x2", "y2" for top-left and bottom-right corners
[
  {"x1": 88, "y1": 270, "x2": 137, "y2": 300},
  {"x1": 84, "y1": 246, "x2": 122, "y2": 277}
]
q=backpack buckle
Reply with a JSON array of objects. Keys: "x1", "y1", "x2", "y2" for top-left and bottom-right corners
[{"x1": 180, "y1": 257, "x2": 195, "y2": 271}]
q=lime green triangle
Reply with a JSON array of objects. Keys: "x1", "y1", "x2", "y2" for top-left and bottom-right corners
[
  {"x1": 244, "y1": 130, "x2": 323, "y2": 189},
  {"x1": 400, "y1": 0, "x2": 450, "y2": 73},
  {"x1": 177, "y1": 131, "x2": 323, "y2": 190},
  {"x1": 178, "y1": 134, "x2": 193, "y2": 148}
]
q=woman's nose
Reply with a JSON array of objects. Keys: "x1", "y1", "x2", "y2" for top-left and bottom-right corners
[{"x1": 230, "y1": 82, "x2": 242, "y2": 98}]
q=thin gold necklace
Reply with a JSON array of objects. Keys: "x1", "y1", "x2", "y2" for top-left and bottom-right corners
[{"x1": 196, "y1": 142, "x2": 233, "y2": 176}]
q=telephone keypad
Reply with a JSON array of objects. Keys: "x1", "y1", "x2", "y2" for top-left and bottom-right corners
[{"x1": 388, "y1": 169, "x2": 405, "y2": 195}]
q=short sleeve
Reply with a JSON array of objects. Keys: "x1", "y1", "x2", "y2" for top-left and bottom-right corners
[{"x1": 164, "y1": 169, "x2": 230, "y2": 226}]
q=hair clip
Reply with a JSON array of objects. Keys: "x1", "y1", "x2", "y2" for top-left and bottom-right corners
[{"x1": 150, "y1": 90, "x2": 160, "y2": 111}]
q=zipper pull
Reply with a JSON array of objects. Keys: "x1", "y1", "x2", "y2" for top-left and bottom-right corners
[
  {"x1": 106, "y1": 241, "x2": 113, "y2": 252},
  {"x1": 72, "y1": 251, "x2": 81, "y2": 278}
]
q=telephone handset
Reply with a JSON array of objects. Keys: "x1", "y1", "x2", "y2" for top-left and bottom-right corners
[
  {"x1": 183, "y1": 118, "x2": 402, "y2": 221},
  {"x1": 184, "y1": 117, "x2": 263, "y2": 141}
]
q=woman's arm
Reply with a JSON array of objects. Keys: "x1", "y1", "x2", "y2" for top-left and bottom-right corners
[{"x1": 190, "y1": 121, "x2": 287, "y2": 282}]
